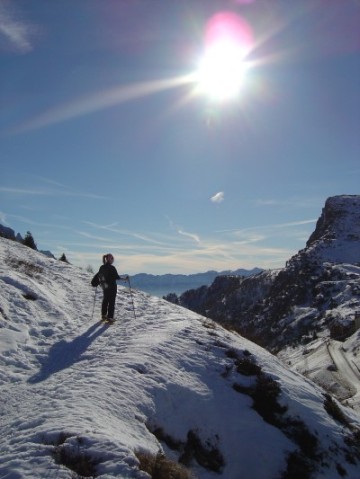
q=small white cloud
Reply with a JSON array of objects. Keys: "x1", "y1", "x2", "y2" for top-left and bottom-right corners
[{"x1": 211, "y1": 191, "x2": 224, "y2": 204}]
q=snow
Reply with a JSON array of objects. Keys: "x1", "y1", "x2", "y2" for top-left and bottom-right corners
[
  {"x1": 1, "y1": 237, "x2": 360, "y2": 479},
  {"x1": 306, "y1": 196, "x2": 360, "y2": 265}
]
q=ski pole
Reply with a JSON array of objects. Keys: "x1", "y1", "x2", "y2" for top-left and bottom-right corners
[
  {"x1": 127, "y1": 276, "x2": 137, "y2": 320},
  {"x1": 91, "y1": 286, "x2": 97, "y2": 321}
]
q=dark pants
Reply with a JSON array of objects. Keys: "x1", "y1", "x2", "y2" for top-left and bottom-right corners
[{"x1": 101, "y1": 286, "x2": 117, "y2": 319}]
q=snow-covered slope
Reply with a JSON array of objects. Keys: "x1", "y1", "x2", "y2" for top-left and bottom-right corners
[{"x1": 1, "y1": 237, "x2": 360, "y2": 479}]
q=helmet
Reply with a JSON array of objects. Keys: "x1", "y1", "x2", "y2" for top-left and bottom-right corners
[{"x1": 103, "y1": 253, "x2": 114, "y2": 264}]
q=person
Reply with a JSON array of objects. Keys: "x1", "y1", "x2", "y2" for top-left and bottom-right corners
[{"x1": 98, "y1": 253, "x2": 128, "y2": 322}]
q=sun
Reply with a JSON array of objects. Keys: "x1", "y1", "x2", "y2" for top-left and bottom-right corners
[
  {"x1": 196, "y1": 40, "x2": 249, "y2": 101},
  {"x1": 195, "y1": 12, "x2": 253, "y2": 102}
]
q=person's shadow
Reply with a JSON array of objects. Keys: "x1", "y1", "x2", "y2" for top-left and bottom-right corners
[{"x1": 28, "y1": 322, "x2": 108, "y2": 384}]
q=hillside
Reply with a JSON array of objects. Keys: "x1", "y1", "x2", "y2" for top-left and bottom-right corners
[
  {"x1": 174, "y1": 196, "x2": 360, "y2": 410},
  {"x1": 1, "y1": 236, "x2": 360, "y2": 478}
]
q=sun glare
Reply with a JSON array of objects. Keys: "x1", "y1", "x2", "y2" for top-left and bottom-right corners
[
  {"x1": 195, "y1": 12, "x2": 253, "y2": 102},
  {"x1": 197, "y1": 40, "x2": 249, "y2": 101}
]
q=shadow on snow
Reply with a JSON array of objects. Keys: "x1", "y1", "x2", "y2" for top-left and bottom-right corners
[{"x1": 28, "y1": 322, "x2": 108, "y2": 384}]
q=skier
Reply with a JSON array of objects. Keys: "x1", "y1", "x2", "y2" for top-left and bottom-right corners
[{"x1": 97, "y1": 253, "x2": 128, "y2": 322}]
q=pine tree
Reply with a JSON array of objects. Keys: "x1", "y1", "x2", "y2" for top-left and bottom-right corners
[
  {"x1": 23, "y1": 231, "x2": 37, "y2": 250},
  {"x1": 59, "y1": 253, "x2": 69, "y2": 263}
]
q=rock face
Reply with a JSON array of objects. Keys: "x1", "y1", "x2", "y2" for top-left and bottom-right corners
[
  {"x1": 176, "y1": 196, "x2": 360, "y2": 353},
  {"x1": 305, "y1": 195, "x2": 360, "y2": 264}
]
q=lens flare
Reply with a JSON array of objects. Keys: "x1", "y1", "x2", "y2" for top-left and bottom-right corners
[{"x1": 205, "y1": 11, "x2": 253, "y2": 54}]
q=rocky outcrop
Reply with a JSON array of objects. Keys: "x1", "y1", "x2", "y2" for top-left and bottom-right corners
[
  {"x1": 305, "y1": 195, "x2": 360, "y2": 264},
  {"x1": 0, "y1": 224, "x2": 16, "y2": 240}
]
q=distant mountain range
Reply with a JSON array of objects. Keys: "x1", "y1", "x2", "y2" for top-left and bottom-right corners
[{"x1": 130, "y1": 267, "x2": 263, "y2": 297}]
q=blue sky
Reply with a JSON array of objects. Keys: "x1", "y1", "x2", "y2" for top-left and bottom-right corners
[{"x1": 1, "y1": 0, "x2": 359, "y2": 275}]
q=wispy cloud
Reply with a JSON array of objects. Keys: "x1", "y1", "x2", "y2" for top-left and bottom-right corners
[
  {"x1": 217, "y1": 219, "x2": 316, "y2": 235},
  {"x1": 0, "y1": 1, "x2": 36, "y2": 53},
  {"x1": 0, "y1": 187, "x2": 49, "y2": 196},
  {"x1": 8, "y1": 210, "x2": 305, "y2": 275},
  {"x1": 83, "y1": 221, "x2": 168, "y2": 246},
  {"x1": 211, "y1": 191, "x2": 224, "y2": 204},
  {"x1": 165, "y1": 216, "x2": 201, "y2": 245},
  {"x1": 34, "y1": 175, "x2": 70, "y2": 189},
  {"x1": 0, "y1": 185, "x2": 108, "y2": 200},
  {"x1": 254, "y1": 197, "x2": 320, "y2": 209},
  {"x1": 177, "y1": 229, "x2": 201, "y2": 244},
  {"x1": 109, "y1": 239, "x2": 291, "y2": 275},
  {"x1": 6, "y1": 214, "x2": 73, "y2": 231},
  {"x1": 28, "y1": 216, "x2": 296, "y2": 274},
  {"x1": 56, "y1": 233, "x2": 291, "y2": 275}
]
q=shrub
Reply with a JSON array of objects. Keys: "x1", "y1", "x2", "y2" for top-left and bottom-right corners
[
  {"x1": 46, "y1": 433, "x2": 99, "y2": 478},
  {"x1": 280, "y1": 450, "x2": 314, "y2": 479},
  {"x1": 151, "y1": 426, "x2": 182, "y2": 451},
  {"x1": 147, "y1": 425, "x2": 224, "y2": 474},
  {"x1": 323, "y1": 393, "x2": 349, "y2": 427},
  {"x1": 136, "y1": 451, "x2": 194, "y2": 479},
  {"x1": 285, "y1": 417, "x2": 319, "y2": 459},
  {"x1": 225, "y1": 348, "x2": 239, "y2": 359},
  {"x1": 336, "y1": 462, "x2": 347, "y2": 477},
  {"x1": 201, "y1": 319, "x2": 217, "y2": 330},
  {"x1": 344, "y1": 428, "x2": 360, "y2": 463},
  {"x1": 164, "y1": 293, "x2": 179, "y2": 304},
  {"x1": 235, "y1": 357, "x2": 262, "y2": 377},
  {"x1": 6, "y1": 258, "x2": 43, "y2": 277},
  {"x1": 180, "y1": 430, "x2": 224, "y2": 473},
  {"x1": 251, "y1": 373, "x2": 288, "y2": 424}
]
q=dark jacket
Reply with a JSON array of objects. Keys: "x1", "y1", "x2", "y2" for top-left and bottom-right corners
[{"x1": 98, "y1": 263, "x2": 120, "y2": 290}]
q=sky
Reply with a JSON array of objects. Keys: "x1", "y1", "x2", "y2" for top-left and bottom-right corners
[{"x1": 1, "y1": 0, "x2": 359, "y2": 275}]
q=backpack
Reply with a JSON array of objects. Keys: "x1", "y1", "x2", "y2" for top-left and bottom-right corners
[{"x1": 91, "y1": 272, "x2": 100, "y2": 287}]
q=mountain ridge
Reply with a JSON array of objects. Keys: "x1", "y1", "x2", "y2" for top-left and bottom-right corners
[{"x1": 1, "y1": 233, "x2": 360, "y2": 478}]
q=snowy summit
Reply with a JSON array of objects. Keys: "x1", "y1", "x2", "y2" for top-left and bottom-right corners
[
  {"x1": 306, "y1": 195, "x2": 360, "y2": 264},
  {"x1": 1, "y1": 234, "x2": 360, "y2": 478}
]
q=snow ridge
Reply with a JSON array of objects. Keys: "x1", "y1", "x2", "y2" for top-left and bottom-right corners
[{"x1": 1, "y1": 236, "x2": 360, "y2": 478}]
